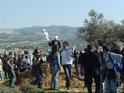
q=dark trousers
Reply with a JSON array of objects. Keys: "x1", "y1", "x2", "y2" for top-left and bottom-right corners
[
  {"x1": 84, "y1": 69, "x2": 100, "y2": 93},
  {"x1": 3, "y1": 67, "x2": 8, "y2": 78},
  {"x1": 63, "y1": 64, "x2": 72, "y2": 89},
  {"x1": 31, "y1": 66, "x2": 43, "y2": 88}
]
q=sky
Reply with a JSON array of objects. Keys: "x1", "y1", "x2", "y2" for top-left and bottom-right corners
[{"x1": 0, "y1": 0, "x2": 124, "y2": 29}]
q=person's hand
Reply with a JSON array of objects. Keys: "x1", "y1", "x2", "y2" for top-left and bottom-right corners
[
  {"x1": 59, "y1": 67, "x2": 63, "y2": 72},
  {"x1": 59, "y1": 67, "x2": 62, "y2": 71},
  {"x1": 11, "y1": 65, "x2": 14, "y2": 69}
]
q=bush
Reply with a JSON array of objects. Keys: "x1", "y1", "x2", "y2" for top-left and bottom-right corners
[
  {"x1": 0, "y1": 86, "x2": 21, "y2": 93},
  {"x1": 20, "y1": 84, "x2": 43, "y2": 93}
]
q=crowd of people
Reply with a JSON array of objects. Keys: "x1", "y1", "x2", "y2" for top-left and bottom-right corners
[{"x1": 0, "y1": 37, "x2": 124, "y2": 93}]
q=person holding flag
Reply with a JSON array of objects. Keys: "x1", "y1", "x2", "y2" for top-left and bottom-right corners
[{"x1": 49, "y1": 36, "x2": 61, "y2": 52}]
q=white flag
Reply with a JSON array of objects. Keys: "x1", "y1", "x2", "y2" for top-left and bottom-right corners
[{"x1": 43, "y1": 29, "x2": 49, "y2": 41}]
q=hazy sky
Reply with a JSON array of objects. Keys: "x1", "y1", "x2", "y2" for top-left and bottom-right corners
[{"x1": 0, "y1": 0, "x2": 124, "y2": 28}]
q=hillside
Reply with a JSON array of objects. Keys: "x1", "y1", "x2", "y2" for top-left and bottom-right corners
[{"x1": 0, "y1": 25, "x2": 83, "y2": 49}]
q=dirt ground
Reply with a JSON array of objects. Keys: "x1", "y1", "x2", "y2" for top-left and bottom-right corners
[{"x1": 0, "y1": 63, "x2": 124, "y2": 92}]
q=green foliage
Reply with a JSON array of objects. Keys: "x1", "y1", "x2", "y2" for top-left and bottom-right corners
[
  {"x1": 77, "y1": 27, "x2": 86, "y2": 41},
  {"x1": 121, "y1": 19, "x2": 124, "y2": 25},
  {"x1": 0, "y1": 86, "x2": 21, "y2": 93},
  {"x1": 0, "y1": 85, "x2": 44, "y2": 93},
  {"x1": 20, "y1": 84, "x2": 43, "y2": 93},
  {"x1": 78, "y1": 9, "x2": 124, "y2": 44},
  {"x1": 84, "y1": 9, "x2": 105, "y2": 43}
]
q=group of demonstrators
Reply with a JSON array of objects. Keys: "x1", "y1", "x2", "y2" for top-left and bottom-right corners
[
  {"x1": 79, "y1": 44, "x2": 124, "y2": 93},
  {"x1": 0, "y1": 49, "x2": 47, "y2": 88},
  {"x1": 0, "y1": 36, "x2": 124, "y2": 93}
]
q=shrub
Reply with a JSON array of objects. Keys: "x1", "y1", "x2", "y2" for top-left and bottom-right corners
[
  {"x1": 0, "y1": 86, "x2": 21, "y2": 93},
  {"x1": 20, "y1": 84, "x2": 43, "y2": 93}
]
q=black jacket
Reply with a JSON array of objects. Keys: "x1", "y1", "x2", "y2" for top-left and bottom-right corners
[{"x1": 79, "y1": 51, "x2": 101, "y2": 70}]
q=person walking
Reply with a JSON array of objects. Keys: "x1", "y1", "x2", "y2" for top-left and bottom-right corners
[
  {"x1": 31, "y1": 49, "x2": 43, "y2": 88},
  {"x1": 102, "y1": 45, "x2": 123, "y2": 93},
  {"x1": 49, "y1": 36, "x2": 61, "y2": 51},
  {"x1": 0, "y1": 58, "x2": 4, "y2": 80},
  {"x1": 2, "y1": 53, "x2": 8, "y2": 79},
  {"x1": 7, "y1": 52, "x2": 16, "y2": 87},
  {"x1": 79, "y1": 45, "x2": 101, "y2": 93},
  {"x1": 61, "y1": 41, "x2": 73, "y2": 91},
  {"x1": 50, "y1": 45, "x2": 62, "y2": 89}
]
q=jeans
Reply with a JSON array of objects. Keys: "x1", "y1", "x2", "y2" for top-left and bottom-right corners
[
  {"x1": 63, "y1": 64, "x2": 72, "y2": 89},
  {"x1": 50, "y1": 63, "x2": 59, "y2": 89},
  {"x1": 31, "y1": 66, "x2": 43, "y2": 88},
  {"x1": 0, "y1": 71, "x2": 4, "y2": 80},
  {"x1": 105, "y1": 79, "x2": 119, "y2": 93},
  {"x1": 8, "y1": 69, "x2": 16, "y2": 86},
  {"x1": 77, "y1": 63, "x2": 81, "y2": 77}
]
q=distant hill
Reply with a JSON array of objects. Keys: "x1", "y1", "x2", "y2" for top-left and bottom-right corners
[
  {"x1": 0, "y1": 25, "x2": 82, "y2": 49},
  {"x1": 15, "y1": 25, "x2": 79, "y2": 36}
]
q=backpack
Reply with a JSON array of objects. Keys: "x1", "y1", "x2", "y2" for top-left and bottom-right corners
[
  {"x1": 108, "y1": 53, "x2": 123, "y2": 72},
  {"x1": 114, "y1": 63, "x2": 123, "y2": 72},
  {"x1": 106, "y1": 53, "x2": 122, "y2": 80}
]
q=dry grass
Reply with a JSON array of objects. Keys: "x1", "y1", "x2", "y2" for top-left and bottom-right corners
[{"x1": 0, "y1": 63, "x2": 124, "y2": 92}]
